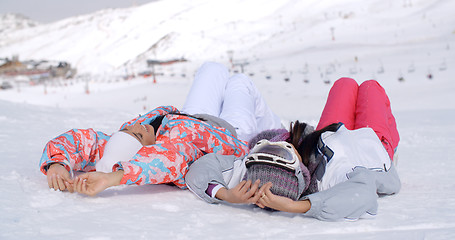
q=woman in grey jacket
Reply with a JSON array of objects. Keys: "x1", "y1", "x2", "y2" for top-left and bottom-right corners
[{"x1": 185, "y1": 77, "x2": 401, "y2": 221}]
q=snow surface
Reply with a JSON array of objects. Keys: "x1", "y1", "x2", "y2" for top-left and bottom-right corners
[{"x1": 1, "y1": 0, "x2": 455, "y2": 239}]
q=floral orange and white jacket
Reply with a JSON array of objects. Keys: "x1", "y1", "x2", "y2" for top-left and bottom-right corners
[{"x1": 39, "y1": 106, "x2": 249, "y2": 188}]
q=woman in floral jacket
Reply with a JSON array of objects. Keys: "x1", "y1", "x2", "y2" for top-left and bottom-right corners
[{"x1": 40, "y1": 62, "x2": 282, "y2": 196}]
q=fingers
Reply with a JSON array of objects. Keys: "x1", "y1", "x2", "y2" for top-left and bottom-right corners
[
  {"x1": 262, "y1": 182, "x2": 273, "y2": 202},
  {"x1": 263, "y1": 182, "x2": 273, "y2": 195},
  {"x1": 51, "y1": 174, "x2": 59, "y2": 190},
  {"x1": 248, "y1": 180, "x2": 262, "y2": 203},
  {"x1": 256, "y1": 182, "x2": 273, "y2": 207},
  {"x1": 249, "y1": 194, "x2": 262, "y2": 204},
  {"x1": 256, "y1": 202, "x2": 266, "y2": 208},
  {"x1": 257, "y1": 183, "x2": 266, "y2": 196},
  {"x1": 256, "y1": 188, "x2": 268, "y2": 208},
  {"x1": 74, "y1": 176, "x2": 86, "y2": 194},
  {"x1": 257, "y1": 195, "x2": 267, "y2": 208},
  {"x1": 239, "y1": 180, "x2": 252, "y2": 193},
  {"x1": 235, "y1": 180, "x2": 251, "y2": 194},
  {"x1": 249, "y1": 179, "x2": 260, "y2": 193},
  {"x1": 74, "y1": 177, "x2": 81, "y2": 193},
  {"x1": 74, "y1": 175, "x2": 97, "y2": 196},
  {"x1": 228, "y1": 180, "x2": 262, "y2": 204},
  {"x1": 48, "y1": 174, "x2": 66, "y2": 191},
  {"x1": 64, "y1": 181, "x2": 74, "y2": 193},
  {"x1": 80, "y1": 178, "x2": 88, "y2": 194},
  {"x1": 242, "y1": 180, "x2": 253, "y2": 194},
  {"x1": 47, "y1": 174, "x2": 53, "y2": 189},
  {"x1": 236, "y1": 180, "x2": 246, "y2": 190},
  {"x1": 47, "y1": 164, "x2": 74, "y2": 192},
  {"x1": 56, "y1": 175, "x2": 66, "y2": 191},
  {"x1": 61, "y1": 174, "x2": 74, "y2": 185},
  {"x1": 241, "y1": 180, "x2": 261, "y2": 201},
  {"x1": 245, "y1": 180, "x2": 260, "y2": 201},
  {"x1": 48, "y1": 174, "x2": 75, "y2": 192}
]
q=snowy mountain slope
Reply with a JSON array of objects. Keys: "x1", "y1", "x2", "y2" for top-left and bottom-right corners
[
  {"x1": 0, "y1": 0, "x2": 453, "y2": 76},
  {"x1": 0, "y1": 13, "x2": 39, "y2": 34}
]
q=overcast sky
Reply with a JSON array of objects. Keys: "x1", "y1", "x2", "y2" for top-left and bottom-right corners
[{"x1": 0, "y1": 0, "x2": 158, "y2": 23}]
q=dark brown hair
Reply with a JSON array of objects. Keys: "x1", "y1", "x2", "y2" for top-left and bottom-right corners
[
  {"x1": 290, "y1": 121, "x2": 339, "y2": 167},
  {"x1": 150, "y1": 112, "x2": 205, "y2": 135}
]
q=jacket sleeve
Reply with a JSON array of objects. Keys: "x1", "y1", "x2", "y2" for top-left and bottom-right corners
[
  {"x1": 119, "y1": 105, "x2": 179, "y2": 129},
  {"x1": 39, "y1": 128, "x2": 110, "y2": 175},
  {"x1": 185, "y1": 153, "x2": 239, "y2": 203},
  {"x1": 303, "y1": 165, "x2": 401, "y2": 221},
  {"x1": 113, "y1": 140, "x2": 204, "y2": 188}
]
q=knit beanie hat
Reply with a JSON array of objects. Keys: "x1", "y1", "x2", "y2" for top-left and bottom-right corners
[
  {"x1": 247, "y1": 164, "x2": 300, "y2": 200},
  {"x1": 245, "y1": 140, "x2": 310, "y2": 200},
  {"x1": 96, "y1": 131, "x2": 143, "y2": 173}
]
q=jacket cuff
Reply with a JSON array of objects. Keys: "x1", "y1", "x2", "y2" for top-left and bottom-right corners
[
  {"x1": 302, "y1": 194, "x2": 322, "y2": 218},
  {"x1": 207, "y1": 184, "x2": 223, "y2": 199},
  {"x1": 41, "y1": 156, "x2": 71, "y2": 175},
  {"x1": 113, "y1": 162, "x2": 133, "y2": 185}
]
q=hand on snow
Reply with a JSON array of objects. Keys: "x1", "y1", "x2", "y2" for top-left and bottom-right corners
[
  {"x1": 47, "y1": 163, "x2": 74, "y2": 192},
  {"x1": 74, "y1": 170, "x2": 124, "y2": 196},
  {"x1": 216, "y1": 179, "x2": 261, "y2": 204},
  {"x1": 255, "y1": 182, "x2": 311, "y2": 213}
]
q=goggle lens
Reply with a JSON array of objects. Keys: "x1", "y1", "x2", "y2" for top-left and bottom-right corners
[{"x1": 250, "y1": 144, "x2": 294, "y2": 161}]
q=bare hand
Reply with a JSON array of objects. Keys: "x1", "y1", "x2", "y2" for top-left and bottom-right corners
[
  {"x1": 216, "y1": 180, "x2": 261, "y2": 204},
  {"x1": 47, "y1": 163, "x2": 74, "y2": 192},
  {"x1": 255, "y1": 182, "x2": 311, "y2": 213},
  {"x1": 74, "y1": 171, "x2": 124, "y2": 196}
]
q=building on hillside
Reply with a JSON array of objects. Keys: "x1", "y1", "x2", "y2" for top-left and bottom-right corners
[
  {"x1": 0, "y1": 56, "x2": 26, "y2": 75},
  {"x1": 146, "y1": 58, "x2": 187, "y2": 68},
  {"x1": 0, "y1": 56, "x2": 77, "y2": 82}
]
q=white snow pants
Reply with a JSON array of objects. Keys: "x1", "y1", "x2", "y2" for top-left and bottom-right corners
[{"x1": 182, "y1": 62, "x2": 282, "y2": 142}]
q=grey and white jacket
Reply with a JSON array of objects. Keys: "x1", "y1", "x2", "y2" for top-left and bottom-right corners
[{"x1": 185, "y1": 125, "x2": 401, "y2": 221}]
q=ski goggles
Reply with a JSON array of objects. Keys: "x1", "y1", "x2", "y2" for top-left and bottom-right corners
[{"x1": 245, "y1": 140, "x2": 301, "y2": 173}]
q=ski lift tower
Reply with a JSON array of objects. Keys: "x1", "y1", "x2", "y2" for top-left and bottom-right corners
[
  {"x1": 227, "y1": 50, "x2": 234, "y2": 68},
  {"x1": 232, "y1": 60, "x2": 249, "y2": 73}
]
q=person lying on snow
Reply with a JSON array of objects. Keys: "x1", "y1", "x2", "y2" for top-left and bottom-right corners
[
  {"x1": 185, "y1": 77, "x2": 401, "y2": 221},
  {"x1": 39, "y1": 62, "x2": 283, "y2": 196}
]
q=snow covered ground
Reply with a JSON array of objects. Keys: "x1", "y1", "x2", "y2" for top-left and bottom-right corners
[
  {"x1": 1, "y1": 0, "x2": 455, "y2": 239},
  {"x1": 1, "y1": 72, "x2": 455, "y2": 240}
]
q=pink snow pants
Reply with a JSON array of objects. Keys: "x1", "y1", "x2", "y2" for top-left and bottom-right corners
[{"x1": 316, "y1": 78, "x2": 399, "y2": 159}]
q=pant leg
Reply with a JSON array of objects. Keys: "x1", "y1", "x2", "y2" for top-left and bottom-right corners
[
  {"x1": 252, "y1": 79, "x2": 282, "y2": 133},
  {"x1": 354, "y1": 80, "x2": 400, "y2": 159},
  {"x1": 219, "y1": 74, "x2": 282, "y2": 142},
  {"x1": 317, "y1": 78, "x2": 359, "y2": 130},
  {"x1": 181, "y1": 62, "x2": 229, "y2": 116}
]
